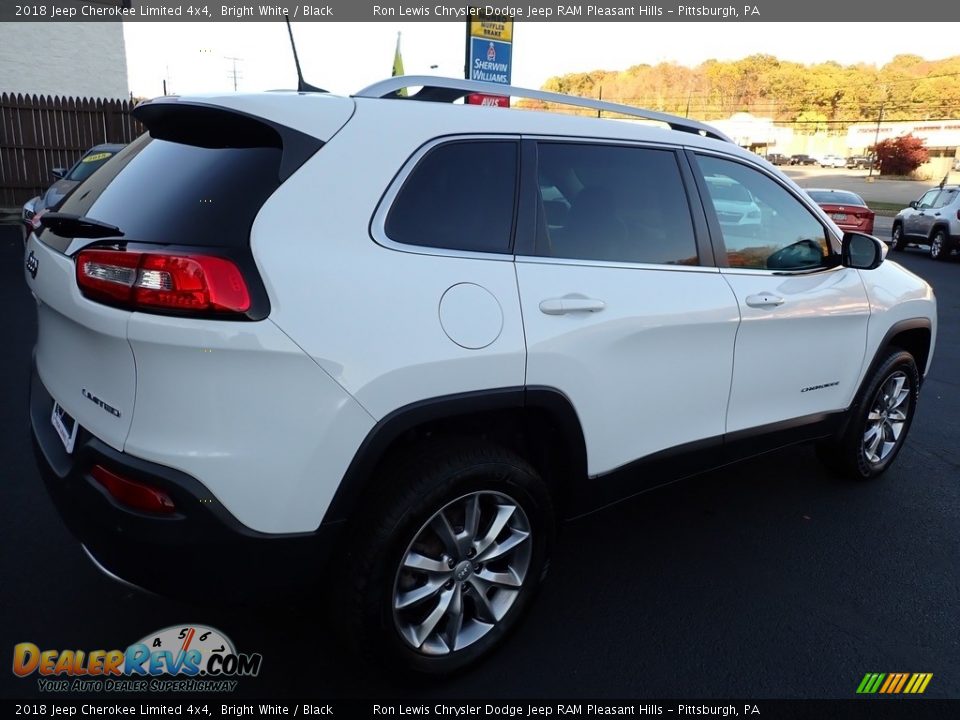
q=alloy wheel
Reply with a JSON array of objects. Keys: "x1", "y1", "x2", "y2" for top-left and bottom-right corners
[
  {"x1": 392, "y1": 491, "x2": 532, "y2": 655},
  {"x1": 862, "y1": 371, "x2": 911, "y2": 464},
  {"x1": 930, "y1": 231, "x2": 944, "y2": 259}
]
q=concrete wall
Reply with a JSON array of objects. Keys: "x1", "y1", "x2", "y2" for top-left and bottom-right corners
[{"x1": 0, "y1": 22, "x2": 129, "y2": 100}]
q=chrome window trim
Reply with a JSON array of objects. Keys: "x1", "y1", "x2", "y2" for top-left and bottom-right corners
[
  {"x1": 514, "y1": 255, "x2": 720, "y2": 273},
  {"x1": 520, "y1": 134, "x2": 685, "y2": 150},
  {"x1": 718, "y1": 263, "x2": 848, "y2": 278}
]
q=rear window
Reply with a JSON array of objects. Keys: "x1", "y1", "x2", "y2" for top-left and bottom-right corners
[
  {"x1": 42, "y1": 131, "x2": 282, "y2": 253},
  {"x1": 806, "y1": 190, "x2": 865, "y2": 206},
  {"x1": 66, "y1": 150, "x2": 118, "y2": 182}
]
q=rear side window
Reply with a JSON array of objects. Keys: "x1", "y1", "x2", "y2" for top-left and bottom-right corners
[
  {"x1": 934, "y1": 188, "x2": 958, "y2": 208},
  {"x1": 531, "y1": 143, "x2": 699, "y2": 266},
  {"x1": 44, "y1": 128, "x2": 283, "y2": 253},
  {"x1": 385, "y1": 141, "x2": 518, "y2": 254}
]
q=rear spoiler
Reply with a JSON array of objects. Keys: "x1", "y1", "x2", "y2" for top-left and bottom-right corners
[{"x1": 133, "y1": 99, "x2": 324, "y2": 183}]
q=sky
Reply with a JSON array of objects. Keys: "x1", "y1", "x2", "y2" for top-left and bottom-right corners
[{"x1": 122, "y1": 22, "x2": 947, "y2": 99}]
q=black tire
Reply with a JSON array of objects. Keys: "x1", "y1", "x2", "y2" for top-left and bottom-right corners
[
  {"x1": 816, "y1": 348, "x2": 919, "y2": 480},
  {"x1": 891, "y1": 223, "x2": 906, "y2": 251},
  {"x1": 337, "y1": 440, "x2": 555, "y2": 675},
  {"x1": 929, "y1": 228, "x2": 948, "y2": 261}
]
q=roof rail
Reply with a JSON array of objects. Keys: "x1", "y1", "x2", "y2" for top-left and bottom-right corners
[{"x1": 354, "y1": 75, "x2": 732, "y2": 143}]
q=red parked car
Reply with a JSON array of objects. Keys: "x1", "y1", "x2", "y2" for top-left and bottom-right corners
[{"x1": 805, "y1": 188, "x2": 875, "y2": 235}]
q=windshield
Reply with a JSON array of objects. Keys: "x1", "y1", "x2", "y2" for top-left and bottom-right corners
[
  {"x1": 806, "y1": 190, "x2": 865, "y2": 206},
  {"x1": 66, "y1": 150, "x2": 117, "y2": 182}
]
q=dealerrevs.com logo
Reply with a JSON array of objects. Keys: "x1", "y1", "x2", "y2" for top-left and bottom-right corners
[{"x1": 13, "y1": 625, "x2": 262, "y2": 693}]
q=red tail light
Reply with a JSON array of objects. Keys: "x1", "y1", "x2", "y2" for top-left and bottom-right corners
[
  {"x1": 76, "y1": 249, "x2": 250, "y2": 314},
  {"x1": 90, "y1": 464, "x2": 176, "y2": 515}
]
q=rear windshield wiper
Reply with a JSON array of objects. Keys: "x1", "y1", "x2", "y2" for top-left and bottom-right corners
[{"x1": 40, "y1": 212, "x2": 124, "y2": 239}]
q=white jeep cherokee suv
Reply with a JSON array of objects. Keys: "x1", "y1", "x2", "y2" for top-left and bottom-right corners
[{"x1": 26, "y1": 77, "x2": 936, "y2": 674}]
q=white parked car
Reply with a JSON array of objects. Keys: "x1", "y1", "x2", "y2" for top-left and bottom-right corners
[
  {"x1": 26, "y1": 76, "x2": 937, "y2": 674},
  {"x1": 820, "y1": 154, "x2": 846, "y2": 168},
  {"x1": 703, "y1": 174, "x2": 762, "y2": 226}
]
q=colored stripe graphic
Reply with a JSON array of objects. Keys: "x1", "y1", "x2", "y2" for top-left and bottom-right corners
[
  {"x1": 879, "y1": 674, "x2": 896, "y2": 693},
  {"x1": 857, "y1": 672, "x2": 932, "y2": 694},
  {"x1": 857, "y1": 673, "x2": 886, "y2": 693},
  {"x1": 905, "y1": 673, "x2": 934, "y2": 694},
  {"x1": 893, "y1": 673, "x2": 910, "y2": 693}
]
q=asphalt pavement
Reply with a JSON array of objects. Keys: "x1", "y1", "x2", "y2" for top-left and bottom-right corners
[{"x1": 1, "y1": 224, "x2": 958, "y2": 700}]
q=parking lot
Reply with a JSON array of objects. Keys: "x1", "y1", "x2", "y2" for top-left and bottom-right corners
[
  {"x1": 783, "y1": 166, "x2": 945, "y2": 207},
  {"x1": 1, "y1": 221, "x2": 958, "y2": 699}
]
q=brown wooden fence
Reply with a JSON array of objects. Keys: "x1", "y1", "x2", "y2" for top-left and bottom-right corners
[{"x1": 0, "y1": 93, "x2": 143, "y2": 207}]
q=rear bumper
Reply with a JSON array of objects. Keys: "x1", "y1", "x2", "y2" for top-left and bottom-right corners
[{"x1": 29, "y1": 367, "x2": 344, "y2": 599}]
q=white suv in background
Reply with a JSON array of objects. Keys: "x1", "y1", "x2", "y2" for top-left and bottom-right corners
[{"x1": 26, "y1": 77, "x2": 936, "y2": 674}]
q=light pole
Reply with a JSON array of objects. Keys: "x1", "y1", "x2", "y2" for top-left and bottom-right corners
[{"x1": 868, "y1": 103, "x2": 884, "y2": 179}]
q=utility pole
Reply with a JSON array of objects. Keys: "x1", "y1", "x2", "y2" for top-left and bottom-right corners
[
  {"x1": 868, "y1": 102, "x2": 884, "y2": 179},
  {"x1": 225, "y1": 56, "x2": 244, "y2": 92}
]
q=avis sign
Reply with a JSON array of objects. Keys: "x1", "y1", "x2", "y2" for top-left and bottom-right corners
[{"x1": 466, "y1": 8, "x2": 513, "y2": 107}]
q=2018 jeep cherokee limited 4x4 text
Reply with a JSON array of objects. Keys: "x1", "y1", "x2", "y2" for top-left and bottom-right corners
[{"x1": 27, "y1": 77, "x2": 937, "y2": 675}]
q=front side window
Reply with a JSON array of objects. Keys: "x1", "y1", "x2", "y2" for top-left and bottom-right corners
[
  {"x1": 531, "y1": 143, "x2": 699, "y2": 266},
  {"x1": 385, "y1": 141, "x2": 518, "y2": 254},
  {"x1": 697, "y1": 155, "x2": 832, "y2": 271}
]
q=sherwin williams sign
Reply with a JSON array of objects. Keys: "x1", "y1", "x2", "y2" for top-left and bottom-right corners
[{"x1": 466, "y1": 9, "x2": 514, "y2": 107}]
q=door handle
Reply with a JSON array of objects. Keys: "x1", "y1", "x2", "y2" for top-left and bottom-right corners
[
  {"x1": 539, "y1": 297, "x2": 606, "y2": 315},
  {"x1": 745, "y1": 293, "x2": 785, "y2": 308}
]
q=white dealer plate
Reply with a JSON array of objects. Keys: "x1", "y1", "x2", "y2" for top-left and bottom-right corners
[{"x1": 51, "y1": 401, "x2": 78, "y2": 454}]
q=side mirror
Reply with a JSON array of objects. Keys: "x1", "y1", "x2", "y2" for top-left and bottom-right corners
[
  {"x1": 842, "y1": 232, "x2": 886, "y2": 270},
  {"x1": 909, "y1": 200, "x2": 919, "y2": 209},
  {"x1": 51, "y1": 168, "x2": 66, "y2": 180}
]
